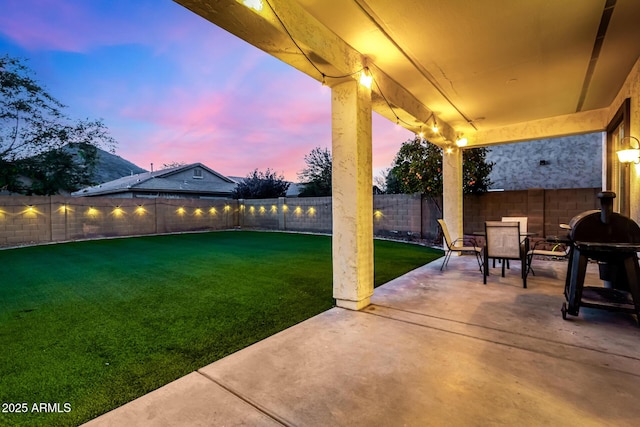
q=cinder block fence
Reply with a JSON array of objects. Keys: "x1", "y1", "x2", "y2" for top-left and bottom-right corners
[{"x1": 0, "y1": 188, "x2": 600, "y2": 247}]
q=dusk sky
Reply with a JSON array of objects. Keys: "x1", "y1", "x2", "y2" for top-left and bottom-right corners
[{"x1": 0, "y1": 0, "x2": 413, "y2": 182}]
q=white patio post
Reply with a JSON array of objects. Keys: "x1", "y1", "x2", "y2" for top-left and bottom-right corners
[
  {"x1": 443, "y1": 147, "x2": 464, "y2": 246},
  {"x1": 331, "y1": 78, "x2": 374, "y2": 310}
]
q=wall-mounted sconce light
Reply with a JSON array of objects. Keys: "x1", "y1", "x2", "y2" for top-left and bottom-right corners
[{"x1": 616, "y1": 136, "x2": 640, "y2": 164}]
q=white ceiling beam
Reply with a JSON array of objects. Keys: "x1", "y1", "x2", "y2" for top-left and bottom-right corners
[{"x1": 469, "y1": 108, "x2": 608, "y2": 147}]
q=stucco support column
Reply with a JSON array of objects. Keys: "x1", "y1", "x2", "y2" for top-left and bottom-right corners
[
  {"x1": 443, "y1": 148, "x2": 464, "y2": 245},
  {"x1": 331, "y1": 78, "x2": 373, "y2": 310}
]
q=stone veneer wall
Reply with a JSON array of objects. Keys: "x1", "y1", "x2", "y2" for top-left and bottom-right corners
[{"x1": 0, "y1": 189, "x2": 602, "y2": 247}]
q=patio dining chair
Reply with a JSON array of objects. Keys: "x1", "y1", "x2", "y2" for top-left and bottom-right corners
[
  {"x1": 483, "y1": 220, "x2": 527, "y2": 288},
  {"x1": 526, "y1": 237, "x2": 570, "y2": 277},
  {"x1": 437, "y1": 219, "x2": 483, "y2": 272},
  {"x1": 495, "y1": 217, "x2": 529, "y2": 269}
]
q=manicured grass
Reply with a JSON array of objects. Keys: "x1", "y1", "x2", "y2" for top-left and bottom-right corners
[{"x1": 0, "y1": 231, "x2": 442, "y2": 426}]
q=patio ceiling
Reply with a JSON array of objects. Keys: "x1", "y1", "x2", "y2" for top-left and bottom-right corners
[{"x1": 175, "y1": 0, "x2": 640, "y2": 146}]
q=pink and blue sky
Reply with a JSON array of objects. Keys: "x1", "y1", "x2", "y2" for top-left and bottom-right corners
[{"x1": 0, "y1": 0, "x2": 413, "y2": 181}]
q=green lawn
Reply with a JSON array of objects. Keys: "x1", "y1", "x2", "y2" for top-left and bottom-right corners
[{"x1": 0, "y1": 231, "x2": 442, "y2": 426}]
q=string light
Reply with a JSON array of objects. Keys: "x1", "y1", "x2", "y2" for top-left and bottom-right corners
[
  {"x1": 240, "y1": 0, "x2": 263, "y2": 12},
  {"x1": 249, "y1": 0, "x2": 463, "y2": 147},
  {"x1": 456, "y1": 136, "x2": 468, "y2": 147},
  {"x1": 260, "y1": 0, "x2": 432, "y2": 136},
  {"x1": 359, "y1": 67, "x2": 372, "y2": 88},
  {"x1": 431, "y1": 115, "x2": 439, "y2": 133},
  {"x1": 262, "y1": 0, "x2": 365, "y2": 85}
]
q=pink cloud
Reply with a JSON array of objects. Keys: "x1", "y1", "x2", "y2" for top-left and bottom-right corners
[{"x1": 111, "y1": 69, "x2": 411, "y2": 182}]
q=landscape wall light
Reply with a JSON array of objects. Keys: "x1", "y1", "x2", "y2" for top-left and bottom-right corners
[{"x1": 112, "y1": 207, "x2": 124, "y2": 218}]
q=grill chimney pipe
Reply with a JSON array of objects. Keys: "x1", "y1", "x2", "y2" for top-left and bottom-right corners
[{"x1": 598, "y1": 191, "x2": 615, "y2": 224}]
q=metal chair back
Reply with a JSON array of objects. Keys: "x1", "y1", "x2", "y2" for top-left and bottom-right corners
[{"x1": 485, "y1": 220, "x2": 521, "y2": 260}]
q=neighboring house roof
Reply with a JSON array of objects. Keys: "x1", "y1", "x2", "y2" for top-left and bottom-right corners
[{"x1": 72, "y1": 163, "x2": 237, "y2": 197}]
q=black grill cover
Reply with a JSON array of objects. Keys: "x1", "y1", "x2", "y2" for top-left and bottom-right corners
[{"x1": 569, "y1": 191, "x2": 640, "y2": 244}]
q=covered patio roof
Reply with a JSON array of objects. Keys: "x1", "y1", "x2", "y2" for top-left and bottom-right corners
[
  {"x1": 174, "y1": 0, "x2": 640, "y2": 146},
  {"x1": 173, "y1": 0, "x2": 640, "y2": 310}
]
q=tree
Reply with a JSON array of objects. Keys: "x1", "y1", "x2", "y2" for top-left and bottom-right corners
[
  {"x1": 298, "y1": 147, "x2": 332, "y2": 197},
  {"x1": 373, "y1": 169, "x2": 390, "y2": 193},
  {"x1": 19, "y1": 143, "x2": 99, "y2": 195},
  {"x1": 387, "y1": 137, "x2": 494, "y2": 209},
  {"x1": 0, "y1": 55, "x2": 116, "y2": 194},
  {"x1": 232, "y1": 168, "x2": 290, "y2": 199}
]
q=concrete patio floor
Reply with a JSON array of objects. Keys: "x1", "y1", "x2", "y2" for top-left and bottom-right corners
[{"x1": 84, "y1": 254, "x2": 640, "y2": 426}]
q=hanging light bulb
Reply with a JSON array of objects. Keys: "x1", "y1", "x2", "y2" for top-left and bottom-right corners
[
  {"x1": 240, "y1": 0, "x2": 263, "y2": 12},
  {"x1": 456, "y1": 136, "x2": 468, "y2": 147},
  {"x1": 431, "y1": 119, "x2": 439, "y2": 134},
  {"x1": 359, "y1": 67, "x2": 372, "y2": 88}
]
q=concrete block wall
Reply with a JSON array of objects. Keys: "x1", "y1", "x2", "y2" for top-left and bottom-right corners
[
  {"x1": 464, "y1": 188, "x2": 601, "y2": 237},
  {"x1": 421, "y1": 196, "x2": 443, "y2": 240},
  {"x1": 544, "y1": 188, "x2": 600, "y2": 234},
  {"x1": 0, "y1": 190, "x2": 604, "y2": 247},
  {"x1": 464, "y1": 190, "x2": 529, "y2": 234},
  {"x1": 373, "y1": 193, "x2": 422, "y2": 237},
  {"x1": 0, "y1": 196, "x2": 239, "y2": 246},
  {"x1": 0, "y1": 196, "x2": 52, "y2": 246},
  {"x1": 281, "y1": 197, "x2": 333, "y2": 232},
  {"x1": 238, "y1": 198, "x2": 280, "y2": 230},
  {"x1": 154, "y1": 198, "x2": 238, "y2": 234}
]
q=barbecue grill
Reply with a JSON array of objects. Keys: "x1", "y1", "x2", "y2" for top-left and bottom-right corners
[{"x1": 562, "y1": 191, "x2": 640, "y2": 323}]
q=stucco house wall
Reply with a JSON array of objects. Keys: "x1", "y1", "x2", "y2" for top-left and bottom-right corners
[{"x1": 486, "y1": 133, "x2": 602, "y2": 191}]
